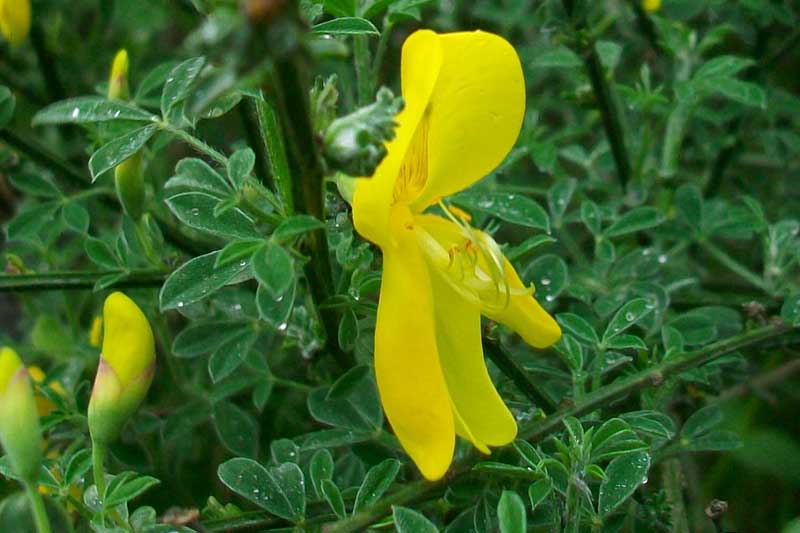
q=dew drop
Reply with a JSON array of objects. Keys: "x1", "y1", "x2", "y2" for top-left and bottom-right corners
[
  {"x1": 540, "y1": 277, "x2": 551, "y2": 286},
  {"x1": 625, "y1": 311, "x2": 635, "y2": 321},
  {"x1": 658, "y1": 254, "x2": 667, "y2": 264},
  {"x1": 71, "y1": 107, "x2": 80, "y2": 118}
]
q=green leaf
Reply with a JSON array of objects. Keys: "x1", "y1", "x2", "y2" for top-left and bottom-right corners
[
  {"x1": 605, "y1": 334, "x2": 647, "y2": 351},
  {"x1": 505, "y1": 234, "x2": 557, "y2": 262},
  {"x1": 556, "y1": 313, "x2": 599, "y2": 345},
  {"x1": 308, "y1": 371, "x2": 382, "y2": 431},
  {"x1": 619, "y1": 411, "x2": 676, "y2": 441},
  {"x1": 9, "y1": 173, "x2": 61, "y2": 198},
  {"x1": 530, "y1": 46, "x2": 582, "y2": 69},
  {"x1": 694, "y1": 55, "x2": 754, "y2": 80},
  {"x1": 699, "y1": 77, "x2": 766, "y2": 108},
  {"x1": 323, "y1": 0, "x2": 356, "y2": 17},
  {"x1": 85, "y1": 238, "x2": 120, "y2": 268},
  {"x1": 61, "y1": 202, "x2": 90, "y2": 234},
  {"x1": 273, "y1": 215, "x2": 325, "y2": 242},
  {"x1": 167, "y1": 157, "x2": 231, "y2": 195},
  {"x1": 160, "y1": 250, "x2": 252, "y2": 310},
  {"x1": 598, "y1": 452, "x2": 651, "y2": 516},
  {"x1": 32, "y1": 96, "x2": 156, "y2": 125},
  {"x1": 309, "y1": 449, "x2": 334, "y2": 499},
  {"x1": 312, "y1": 17, "x2": 379, "y2": 36},
  {"x1": 353, "y1": 459, "x2": 401, "y2": 513},
  {"x1": 547, "y1": 178, "x2": 577, "y2": 221},
  {"x1": 256, "y1": 281, "x2": 295, "y2": 330},
  {"x1": 166, "y1": 192, "x2": 260, "y2": 239},
  {"x1": 602, "y1": 298, "x2": 654, "y2": 343},
  {"x1": 327, "y1": 364, "x2": 371, "y2": 400},
  {"x1": 392, "y1": 506, "x2": 438, "y2": 533},
  {"x1": 215, "y1": 240, "x2": 263, "y2": 268},
  {"x1": 498, "y1": 490, "x2": 526, "y2": 533},
  {"x1": 591, "y1": 418, "x2": 647, "y2": 462},
  {"x1": 253, "y1": 242, "x2": 294, "y2": 297},
  {"x1": 322, "y1": 479, "x2": 346, "y2": 518},
  {"x1": 6, "y1": 202, "x2": 60, "y2": 241},
  {"x1": 161, "y1": 57, "x2": 206, "y2": 118},
  {"x1": 528, "y1": 479, "x2": 552, "y2": 510},
  {"x1": 104, "y1": 473, "x2": 160, "y2": 507},
  {"x1": 173, "y1": 320, "x2": 247, "y2": 358},
  {"x1": 338, "y1": 308, "x2": 359, "y2": 352},
  {"x1": 674, "y1": 183, "x2": 704, "y2": 230},
  {"x1": 227, "y1": 148, "x2": 255, "y2": 190},
  {"x1": 780, "y1": 293, "x2": 800, "y2": 326},
  {"x1": 683, "y1": 430, "x2": 741, "y2": 452},
  {"x1": 581, "y1": 200, "x2": 602, "y2": 234},
  {"x1": 208, "y1": 327, "x2": 258, "y2": 382},
  {"x1": 213, "y1": 400, "x2": 259, "y2": 457},
  {"x1": 681, "y1": 405, "x2": 723, "y2": 438},
  {"x1": 0, "y1": 86, "x2": 15, "y2": 127},
  {"x1": 218, "y1": 458, "x2": 306, "y2": 522},
  {"x1": 89, "y1": 124, "x2": 158, "y2": 182},
  {"x1": 527, "y1": 254, "x2": 568, "y2": 303},
  {"x1": 454, "y1": 192, "x2": 550, "y2": 231},
  {"x1": 605, "y1": 207, "x2": 663, "y2": 237}
]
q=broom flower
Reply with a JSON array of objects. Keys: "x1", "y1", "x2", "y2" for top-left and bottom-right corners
[
  {"x1": 350, "y1": 30, "x2": 561, "y2": 480},
  {"x1": 88, "y1": 292, "x2": 155, "y2": 446}
]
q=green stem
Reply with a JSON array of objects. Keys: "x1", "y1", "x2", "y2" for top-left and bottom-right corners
[
  {"x1": 353, "y1": 35, "x2": 372, "y2": 106},
  {"x1": 160, "y1": 124, "x2": 228, "y2": 166},
  {"x1": 92, "y1": 441, "x2": 107, "y2": 502},
  {"x1": 25, "y1": 482, "x2": 52, "y2": 533},
  {"x1": 483, "y1": 339, "x2": 557, "y2": 411},
  {"x1": 271, "y1": 25, "x2": 354, "y2": 371},
  {"x1": 0, "y1": 129, "x2": 87, "y2": 185},
  {"x1": 30, "y1": 22, "x2": 65, "y2": 102},
  {"x1": 701, "y1": 239, "x2": 768, "y2": 292},
  {"x1": 371, "y1": 22, "x2": 394, "y2": 87},
  {"x1": 0, "y1": 270, "x2": 167, "y2": 292}
]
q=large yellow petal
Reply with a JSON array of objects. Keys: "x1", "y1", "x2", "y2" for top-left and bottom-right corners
[
  {"x1": 484, "y1": 258, "x2": 562, "y2": 349},
  {"x1": 410, "y1": 31, "x2": 525, "y2": 210},
  {"x1": 429, "y1": 270, "x2": 517, "y2": 452},
  {"x1": 374, "y1": 205, "x2": 454, "y2": 480},
  {"x1": 352, "y1": 30, "x2": 442, "y2": 246}
]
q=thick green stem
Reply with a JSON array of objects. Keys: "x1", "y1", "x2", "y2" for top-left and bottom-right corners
[
  {"x1": 239, "y1": 97, "x2": 275, "y2": 190},
  {"x1": 25, "y1": 482, "x2": 52, "y2": 533},
  {"x1": 252, "y1": 94, "x2": 293, "y2": 213},
  {"x1": 270, "y1": 22, "x2": 353, "y2": 371},
  {"x1": 483, "y1": 339, "x2": 557, "y2": 411},
  {"x1": 0, "y1": 270, "x2": 167, "y2": 292}
]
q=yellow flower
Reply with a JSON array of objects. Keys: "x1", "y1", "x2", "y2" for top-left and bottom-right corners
[
  {"x1": 351, "y1": 30, "x2": 561, "y2": 480},
  {"x1": 0, "y1": 347, "x2": 43, "y2": 482},
  {"x1": 643, "y1": 0, "x2": 661, "y2": 13},
  {"x1": 0, "y1": 0, "x2": 30, "y2": 46},
  {"x1": 88, "y1": 292, "x2": 156, "y2": 445}
]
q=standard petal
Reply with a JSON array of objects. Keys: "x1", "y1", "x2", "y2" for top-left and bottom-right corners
[
  {"x1": 352, "y1": 30, "x2": 442, "y2": 246},
  {"x1": 429, "y1": 271, "x2": 517, "y2": 451},
  {"x1": 411, "y1": 31, "x2": 525, "y2": 210},
  {"x1": 483, "y1": 258, "x2": 562, "y2": 349},
  {"x1": 374, "y1": 206, "x2": 454, "y2": 480}
]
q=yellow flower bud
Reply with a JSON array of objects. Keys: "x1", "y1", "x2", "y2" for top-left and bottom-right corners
[
  {"x1": 107, "y1": 49, "x2": 130, "y2": 101},
  {"x1": 0, "y1": 347, "x2": 43, "y2": 483},
  {"x1": 643, "y1": 0, "x2": 660, "y2": 13},
  {"x1": 0, "y1": 0, "x2": 30, "y2": 46},
  {"x1": 89, "y1": 315, "x2": 103, "y2": 348},
  {"x1": 28, "y1": 366, "x2": 66, "y2": 417},
  {"x1": 88, "y1": 292, "x2": 156, "y2": 445}
]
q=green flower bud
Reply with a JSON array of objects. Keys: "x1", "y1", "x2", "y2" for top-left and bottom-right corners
[
  {"x1": 323, "y1": 87, "x2": 404, "y2": 177},
  {"x1": 88, "y1": 292, "x2": 155, "y2": 446},
  {"x1": 114, "y1": 151, "x2": 145, "y2": 219},
  {"x1": 0, "y1": 347, "x2": 43, "y2": 483}
]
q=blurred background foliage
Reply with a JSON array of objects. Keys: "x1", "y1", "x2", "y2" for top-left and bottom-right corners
[{"x1": 1, "y1": 0, "x2": 799, "y2": 531}]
